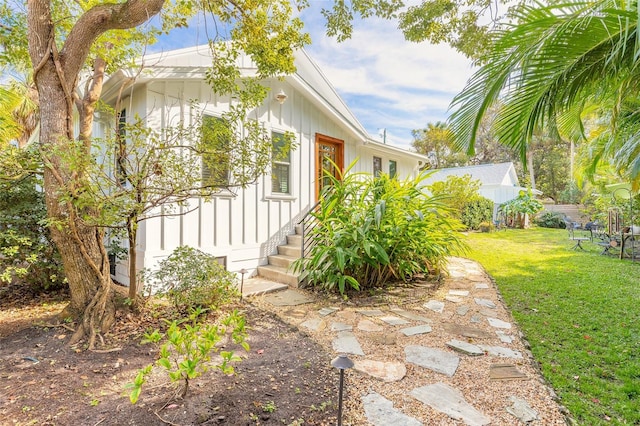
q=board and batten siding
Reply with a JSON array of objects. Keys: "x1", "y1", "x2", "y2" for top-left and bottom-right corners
[{"x1": 110, "y1": 79, "x2": 421, "y2": 284}]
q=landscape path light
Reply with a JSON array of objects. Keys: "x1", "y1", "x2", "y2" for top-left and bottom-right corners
[
  {"x1": 331, "y1": 354, "x2": 354, "y2": 426},
  {"x1": 239, "y1": 268, "x2": 248, "y2": 300}
]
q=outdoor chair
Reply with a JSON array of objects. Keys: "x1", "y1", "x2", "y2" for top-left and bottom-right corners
[
  {"x1": 567, "y1": 225, "x2": 590, "y2": 251},
  {"x1": 590, "y1": 225, "x2": 620, "y2": 256}
]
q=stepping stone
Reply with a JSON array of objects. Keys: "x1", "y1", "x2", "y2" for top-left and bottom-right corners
[
  {"x1": 470, "y1": 314, "x2": 482, "y2": 324},
  {"x1": 506, "y1": 396, "x2": 538, "y2": 422},
  {"x1": 487, "y1": 318, "x2": 512, "y2": 329},
  {"x1": 379, "y1": 315, "x2": 410, "y2": 326},
  {"x1": 362, "y1": 392, "x2": 422, "y2": 426},
  {"x1": 496, "y1": 331, "x2": 514, "y2": 344},
  {"x1": 357, "y1": 309, "x2": 385, "y2": 317},
  {"x1": 448, "y1": 269, "x2": 467, "y2": 278},
  {"x1": 405, "y1": 345, "x2": 460, "y2": 377},
  {"x1": 449, "y1": 289, "x2": 470, "y2": 296},
  {"x1": 479, "y1": 309, "x2": 497, "y2": 317},
  {"x1": 331, "y1": 322, "x2": 352, "y2": 332},
  {"x1": 446, "y1": 296, "x2": 464, "y2": 303},
  {"x1": 410, "y1": 383, "x2": 490, "y2": 426},
  {"x1": 424, "y1": 300, "x2": 444, "y2": 313},
  {"x1": 300, "y1": 318, "x2": 324, "y2": 331},
  {"x1": 442, "y1": 323, "x2": 493, "y2": 340},
  {"x1": 456, "y1": 305, "x2": 470, "y2": 316},
  {"x1": 354, "y1": 360, "x2": 407, "y2": 382},
  {"x1": 479, "y1": 345, "x2": 522, "y2": 359},
  {"x1": 332, "y1": 331, "x2": 364, "y2": 356},
  {"x1": 490, "y1": 364, "x2": 528, "y2": 381},
  {"x1": 447, "y1": 339, "x2": 485, "y2": 356},
  {"x1": 401, "y1": 325, "x2": 433, "y2": 336},
  {"x1": 318, "y1": 307, "x2": 339, "y2": 316},
  {"x1": 390, "y1": 308, "x2": 431, "y2": 323},
  {"x1": 357, "y1": 319, "x2": 383, "y2": 332},
  {"x1": 475, "y1": 283, "x2": 490, "y2": 289},
  {"x1": 474, "y1": 298, "x2": 497, "y2": 309}
]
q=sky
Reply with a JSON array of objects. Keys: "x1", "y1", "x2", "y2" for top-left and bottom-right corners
[
  {"x1": 154, "y1": 4, "x2": 477, "y2": 152},
  {"x1": 298, "y1": 5, "x2": 476, "y2": 151}
]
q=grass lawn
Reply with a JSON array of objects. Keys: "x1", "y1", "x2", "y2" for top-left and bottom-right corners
[{"x1": 465, "y1": 227, "x2": 640, "y2": 425}]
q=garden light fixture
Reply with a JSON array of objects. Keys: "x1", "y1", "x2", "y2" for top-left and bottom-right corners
[{"x1": 331, "y1": 354, "x2": 354, "y2": 426}]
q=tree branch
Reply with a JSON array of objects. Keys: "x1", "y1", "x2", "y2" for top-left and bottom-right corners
[{"x1": 61, "y1": 0, "x2": 166, "y2": 82}]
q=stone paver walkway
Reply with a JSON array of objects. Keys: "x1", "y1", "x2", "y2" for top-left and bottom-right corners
[{"x1": 256, "y1": 257, "x2": 567, "y2": 425}]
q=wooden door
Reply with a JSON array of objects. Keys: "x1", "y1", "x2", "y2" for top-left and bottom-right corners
[{"x1": 315, "y1": 134, "x2": 344, "y2": 200}]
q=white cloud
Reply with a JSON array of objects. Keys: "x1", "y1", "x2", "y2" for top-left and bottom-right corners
[{"x1": 300, "y1": 10, "x2": 477, "y2": 150}]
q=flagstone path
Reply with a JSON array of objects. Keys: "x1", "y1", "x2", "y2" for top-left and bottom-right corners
[{"x1": 255, "y1": 257, "x2": 567, "y2": 425}]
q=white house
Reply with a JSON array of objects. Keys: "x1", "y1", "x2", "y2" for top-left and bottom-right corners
[
  {"x1": 420, "y1": 162, "x2": 540, "y2": 219},
  {"x1": 96, "y1": 45, "x2": 427, "y2": 286}
]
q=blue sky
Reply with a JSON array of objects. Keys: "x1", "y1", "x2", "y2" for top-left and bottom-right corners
[{"x1": 154, "y1": 5, "x2": 476, "y2": 151}]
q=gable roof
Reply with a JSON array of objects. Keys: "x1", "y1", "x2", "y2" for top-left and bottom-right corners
[
  {"x1": 100, "y1": 44, "x2": 426, "y2": 163},
  {"x1": 422, "y1": 162, "x2": 519, "y2": 187}
]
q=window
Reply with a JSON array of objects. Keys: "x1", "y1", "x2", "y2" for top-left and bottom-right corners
[
  {"x1": 389, "y1": 160, "x2": 397, "y2": 178},
  {"x1": 201, "y1": 115, "x2": 230, "y2": 187},
  {"x1": 373, "y1": 156, "x2": 382, "y2": 177},
  {"x1": 271, "y1": 132, "x2": 291, "y2": 194},
  {"x1": 116, "y1": 109, "x2": 128, "y2": 184}
]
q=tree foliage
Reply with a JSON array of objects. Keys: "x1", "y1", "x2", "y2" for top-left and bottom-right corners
[
  {"x1": 425, "y1": 174, "x2": 493, "y2": 230},
  {"x1": 449, "y1": 0, "x2": 640, "y2": 188}
]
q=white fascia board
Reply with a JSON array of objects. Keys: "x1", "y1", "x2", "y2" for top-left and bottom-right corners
[{"x1": 362, "y1": 138, "x2": 429, "y2": 162}]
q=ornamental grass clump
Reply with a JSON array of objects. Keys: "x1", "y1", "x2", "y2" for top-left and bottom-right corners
[{"x1": 294, "y1": 163, "x2": 467, "y2": 294}]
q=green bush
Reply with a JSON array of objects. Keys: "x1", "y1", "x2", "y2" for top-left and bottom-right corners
[
  {"x1": 0, "y1": 173, "x2": 65, "y2": 290},
  {"x1": 128, "y1": 307, "x2": 248, "y2": 402},
  {"x1": 142, "y1": 246, "x2": 238, "y2": 310},
  {"x1": 293, "y1": 164, "x2": 467, "y2": 294},
  {"x1": 478, "y1": 221, "x2": 494, "y2": 232},
  {"x1": 535, "y1": 211, "x2": 567, "y2": 228},
  {"x1": 461, "y1": 197, "x2": 494, "y2": 230}
]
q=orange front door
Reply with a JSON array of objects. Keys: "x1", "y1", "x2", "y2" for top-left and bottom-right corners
[{"x1": 315, "y1": 134, "x2": 344, "y2": 201}]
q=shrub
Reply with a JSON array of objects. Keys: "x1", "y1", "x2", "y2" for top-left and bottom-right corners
[
  {"x1": 500, "y1": 189, "x2": 543, "y2": 229},
  {"x1": 461, "y1": 197, "x2": 494, "y2": 230},
  {"x1": 0, "y1": 173, "x2": 65, "y2": 290},
  {"x1": 142, "y1": 246, "x2": 238, "y2": 310},
  {"x1": 479, "y1": 221, "x2": 494, "y2": 232},
  {"x1": 535, "y1": 211, "x2": 567, "y2": 228},
  {"x1": 293, "y1": 163, "x2": 467, "y2": 294},
  {"x1": 127, "y1": 307, "x2": 248, "y2": 402}
]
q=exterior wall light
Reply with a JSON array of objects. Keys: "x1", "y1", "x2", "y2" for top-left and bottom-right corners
[{"x1": 275, "y1": 89, "x2": 288, "y2": 104}]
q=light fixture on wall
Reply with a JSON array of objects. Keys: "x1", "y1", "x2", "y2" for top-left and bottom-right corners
[{"x1": 274, "y1": 89, "x2": 288, "y2": 104}]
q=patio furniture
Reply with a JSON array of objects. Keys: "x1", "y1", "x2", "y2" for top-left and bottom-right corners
[{"x1": 568, "y1": 225, "x2": 590, "y2": 251}]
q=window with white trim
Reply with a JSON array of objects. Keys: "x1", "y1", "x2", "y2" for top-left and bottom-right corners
[
  {"x1": 389, "y1": 160, "x2": 397, "y2": 178},
  {"x1": 201, "y1": 115, "x2": 230, "y2": 187},
  {"x1": 373, "y1": 156, "x2": 382, "y2": 177},
  {"x1": 271, "y1": 132, "x2": 291, "y2": 194}
]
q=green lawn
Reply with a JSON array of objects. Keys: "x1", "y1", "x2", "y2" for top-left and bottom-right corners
[{"x1": 465, "y1": 227, "x2": 640, "y2": 425}]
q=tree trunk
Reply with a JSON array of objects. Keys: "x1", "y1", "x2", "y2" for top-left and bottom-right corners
[
  {"x1": 127, "y1": 218, "x2": 138, "y2": 302},
  {"x1": 27, "y1": 0, "x2": 166, "y2": 348}
]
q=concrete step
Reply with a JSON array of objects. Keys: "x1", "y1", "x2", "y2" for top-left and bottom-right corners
[
  {"x1": 257, "y1": 264, "x2": 300, "y2": 287},
  {"x1": 240, "y1": 277, "x2": 288, "y2": 297},
  {"x1": 278, "y1": 244, "x2": 302, "y2": 257},
  {"x1": 294, "y1": 224, "x2": 303, "y2": 235},
  {"x1": 268, "y1": 254, "x2": 298, "y2": 269},
  {"x1": 286, "y1": 234, "x2": 302, "y2": 246}
]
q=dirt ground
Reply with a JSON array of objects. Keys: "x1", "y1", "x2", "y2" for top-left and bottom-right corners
[{"x1": 0, "y1": 284, "x2": 339, "y2": 426}]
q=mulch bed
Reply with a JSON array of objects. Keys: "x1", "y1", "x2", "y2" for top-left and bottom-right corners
[{"x1": 0, "y1": 284, "x2": 340, "y2": 425}]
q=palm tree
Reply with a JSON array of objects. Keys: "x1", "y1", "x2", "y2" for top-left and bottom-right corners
[{"x1": 448, "y1": 0, "x2": 640, "y2": 187}]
